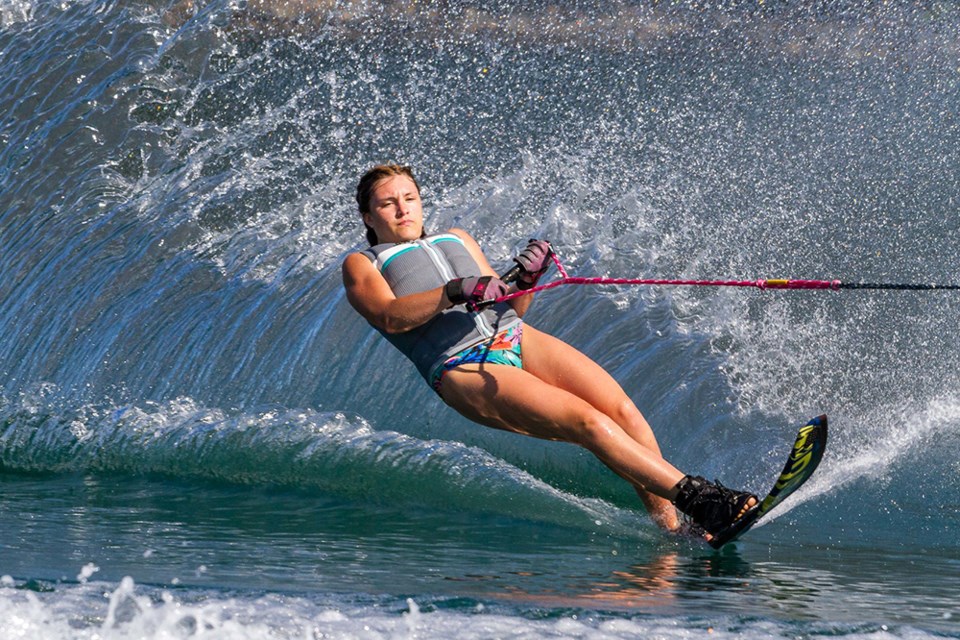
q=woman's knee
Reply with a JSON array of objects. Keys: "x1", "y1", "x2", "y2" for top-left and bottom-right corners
[
  {"x1": 571, "y1": 409, "x2": 620, "y2": 450},
  {"x1": 609, "y1": 396, "x2": 642, "y2": 425},
  {"x1": 609, "y1": 397, "x2": 659, "y2": 441}
]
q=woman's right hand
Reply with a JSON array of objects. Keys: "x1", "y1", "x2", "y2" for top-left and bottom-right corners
[{"x1": 445, "y1": 276, "x2": 509, "y2": 308}]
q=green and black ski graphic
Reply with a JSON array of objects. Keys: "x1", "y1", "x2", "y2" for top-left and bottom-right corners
[{"x1": 709, "y1": 415, "x2": 828, "y2": 549}]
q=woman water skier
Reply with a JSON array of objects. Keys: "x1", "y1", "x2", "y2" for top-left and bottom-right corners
[{"x1": 341, "y1": 164, "x2": 757, "y2": 540}]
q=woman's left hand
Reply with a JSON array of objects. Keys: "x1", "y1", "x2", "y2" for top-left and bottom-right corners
[{"x1": 514, "y1": 239, "x2": 552, "y2": 290}]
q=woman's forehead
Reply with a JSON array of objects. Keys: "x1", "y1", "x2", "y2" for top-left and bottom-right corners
[{"x1": 372, "y1": 174, "x2": 418, "y2": 195}]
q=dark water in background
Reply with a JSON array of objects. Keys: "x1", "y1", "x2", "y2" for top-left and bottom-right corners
[{"x1": 2, "y1": 1, "x2": 960, "y2": 637}]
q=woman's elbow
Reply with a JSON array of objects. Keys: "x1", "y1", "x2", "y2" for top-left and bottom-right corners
[
  {"x1": 376, "y1": 315, "x2": 410, "y2": 334},
  {"x1": 380, "y1": 321, "x2": 405, "y2": 335}
]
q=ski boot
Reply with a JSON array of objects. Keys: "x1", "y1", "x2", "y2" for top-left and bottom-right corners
[{"x1": 672, "y1": 475, "x2": 758, "y2": 537}]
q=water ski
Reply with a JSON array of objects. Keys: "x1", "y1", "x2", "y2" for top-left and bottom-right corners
[{"x1": 708, "y1": 414, "x2": 828, "y2": 549}]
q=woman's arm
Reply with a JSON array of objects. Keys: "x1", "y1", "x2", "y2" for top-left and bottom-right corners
[
  {"x1": 342, "y1": 252, "x2": 451, "y2": 334},
  {"x1": 449, "y1": 229, "x2": 534, "y2": 318}
]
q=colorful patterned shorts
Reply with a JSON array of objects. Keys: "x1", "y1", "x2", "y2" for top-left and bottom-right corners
[{"x1": 430, "y1": 323, "x2": 524, "y2": 393}]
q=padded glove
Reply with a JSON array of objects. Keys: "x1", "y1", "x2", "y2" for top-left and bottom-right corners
[
  {"x1": 445, "y1": 275, "x2": 510, "y2": 308},
  {"x1": 513, "y1": 239, "x2": 552, "y2": 290}
]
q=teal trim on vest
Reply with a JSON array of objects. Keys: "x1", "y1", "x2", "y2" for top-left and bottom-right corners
[{"x1": 377, "y1": 244, "x2": 418, "y2": 272}]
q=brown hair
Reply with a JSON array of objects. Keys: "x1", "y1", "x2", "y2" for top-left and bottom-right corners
[{"x1": 356, "y1": 164, "x2": 422, "y2": 246}]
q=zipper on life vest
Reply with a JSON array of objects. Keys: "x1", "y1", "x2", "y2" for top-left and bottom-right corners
[{"x1": 419, "y1": 238, "x2": 494, "y2": 338}]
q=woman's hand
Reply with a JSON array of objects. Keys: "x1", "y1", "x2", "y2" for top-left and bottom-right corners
[
  {"x1": 513, "y1": 239, "x2": 552, "y2": 290},
  {"x1": 445, "y1": 276, "x2": 510, "y2": 308}
]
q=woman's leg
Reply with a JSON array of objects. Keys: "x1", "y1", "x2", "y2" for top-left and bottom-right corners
[
  {"x1": 518, "y1": 325, "x2": 680, "y2": 528},
  {"x1": 439, "y1": 363, "x2": 687, "y2": 505}
]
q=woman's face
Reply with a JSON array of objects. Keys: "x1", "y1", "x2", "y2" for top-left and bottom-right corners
[{"x1": 363, "y1": 174, "x2": 424, "y2": 244}]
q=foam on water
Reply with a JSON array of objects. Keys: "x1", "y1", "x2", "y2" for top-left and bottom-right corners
[
  {"x1": 0, "y1": 574, "x2": 950, "y2": 640},
  {"x1": 0, "y1": 0, "x2": 33, "y2": 26},
  {"x1": 0, "y1": 388, "x2": 651, "y2": 535},
  {"x1": 739, "y1": 395, "x2": 960, "y2": 536}
]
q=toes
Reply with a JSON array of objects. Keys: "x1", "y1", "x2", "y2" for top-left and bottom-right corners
[{"x1": 737, "y1": 496, "x2": 758, "y2": 519}]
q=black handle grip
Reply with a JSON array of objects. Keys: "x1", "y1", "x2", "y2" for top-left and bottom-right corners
[{"x1": 500, "y1": 263, "x2": 522, "y2": 284}]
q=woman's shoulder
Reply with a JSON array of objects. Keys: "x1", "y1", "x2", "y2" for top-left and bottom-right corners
[
  {"x1": 342, "y1": 250, "x2": 374, "y2": 275},
  {"x1": 446, "y1": 228, "x2": 473, "y2": 242}
]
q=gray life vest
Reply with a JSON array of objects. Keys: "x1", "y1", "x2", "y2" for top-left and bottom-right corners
[{"x1": 360, "y1": 233, "x2": 521, "y2": 382}]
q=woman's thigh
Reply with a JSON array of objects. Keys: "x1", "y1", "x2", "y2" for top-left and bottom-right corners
[
  {"x1": 520, "y1": 325, "x2": 661, "y2": 449},
  {"x1": 438, "y1": 362, "x2": 598, "y2": 442}
]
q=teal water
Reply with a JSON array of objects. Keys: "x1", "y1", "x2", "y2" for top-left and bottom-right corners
[
  {"x1": 3, "y1": 472, "x2": 960, "y2": 636},
  {"x1": 3, "y1": 1, "x2": 960, "y2": 637}
]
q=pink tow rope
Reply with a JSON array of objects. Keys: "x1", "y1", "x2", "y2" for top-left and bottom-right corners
[{"x1": 493, "y1": 252, "x2": 845, "y2": 306}]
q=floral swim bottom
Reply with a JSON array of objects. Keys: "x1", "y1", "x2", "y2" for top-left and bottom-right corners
[{"x1": 430, "y1": 323, "x2": 523, "y2": 393}]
